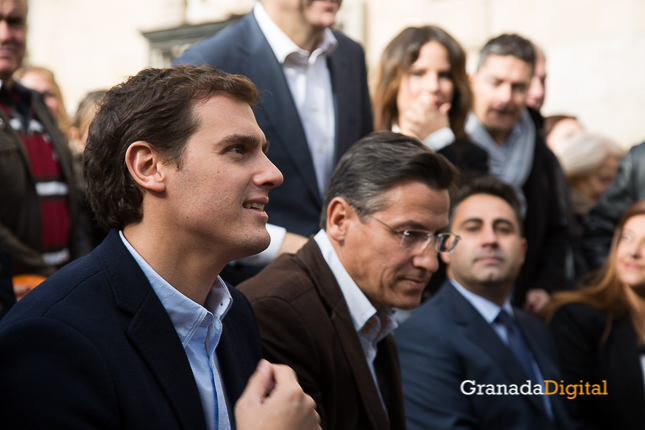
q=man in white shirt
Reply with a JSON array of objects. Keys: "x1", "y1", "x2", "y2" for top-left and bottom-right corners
[
  {"x1": 396, "y1": 175, "x2": 578, "y2": 430},
  {"x1": 239, "y1": 132, "x2": 459, "y2": 430},
  {"x1": 175, "y1": 0, "x2": 373, "y2": 284},
  {"x1": 0, "y1": 66, "x2": 320, "y2": 430}
]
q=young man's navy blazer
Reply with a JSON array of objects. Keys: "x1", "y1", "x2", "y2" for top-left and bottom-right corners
[{"x1": 0, "y1": 229, "x2": 262, "y2": 429}]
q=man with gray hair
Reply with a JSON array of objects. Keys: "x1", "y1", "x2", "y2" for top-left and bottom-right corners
[
  {"x1": 466, "y1": 34, "x2": 568, "y2": 314},
  {"x1": 239, "y1": 131, "x2": 459, "y2": 430}
]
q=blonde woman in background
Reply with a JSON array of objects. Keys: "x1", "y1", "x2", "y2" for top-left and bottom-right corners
[
  {"x1": 70, "y1": 90, "x2": 105, "y2": 154},
  {"x1": 70, "y1": 90, "x2": 107, "y2": 248},
  {"x1": 14, "y1": 66, "x2": 70, "y2": 140},
  {"x1": 547, "y1": 199, "x2": 645, "y2": 430},
  {"x1": 553, "y1": 132, "x2": 624, "y2": 284}
]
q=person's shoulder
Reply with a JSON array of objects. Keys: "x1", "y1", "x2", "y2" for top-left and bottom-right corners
[
  {"x1": 0, "y1": 251, "x2": 106, "y2": 329},
  {"x1": 623, "y1": 140, "x2": 645, "y2": 168},
  {"x1": 449, "y1": 138, "x2": 489, "y2": 162},
  {"x1": 174, "y1": 13, "x2": 255, "y2": 66},
  {"x1": 552, "y1": 301, "x2": 606, "y2": 323},
  {"x1": 331, "y1": 28, "x2": 366, "y2": 56},
  {"x1": 397, "y1": 287, "x2": 452, "y2": 334},
  {"x1": 237, "y1": 252, "x2": 318, "y2": 304}
]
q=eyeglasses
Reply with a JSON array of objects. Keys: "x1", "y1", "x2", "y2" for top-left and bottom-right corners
[{"x1": 368, "y1": 215, "x2": 460, "y2": 253}]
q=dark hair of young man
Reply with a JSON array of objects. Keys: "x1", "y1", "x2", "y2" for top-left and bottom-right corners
[{"x1": 84, "y1": 65, "x2": 259, "y2": 231}]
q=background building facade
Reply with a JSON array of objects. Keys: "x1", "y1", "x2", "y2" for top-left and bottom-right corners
[{"x1": 25, "y1": 0, "x2": 645, "y2": 148}]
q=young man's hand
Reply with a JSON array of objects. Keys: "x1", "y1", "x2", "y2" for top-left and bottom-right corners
[{"x1": 236, "y1": 359, "x2": 321, "y2": 430}]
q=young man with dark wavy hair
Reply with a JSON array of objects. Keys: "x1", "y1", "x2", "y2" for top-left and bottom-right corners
[{"x1": 0, "y1": 65, "x2": 320, "y2": 430}]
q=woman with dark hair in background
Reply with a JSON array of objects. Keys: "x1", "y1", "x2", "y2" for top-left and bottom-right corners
[
  {"x1": 374, "y1": 26, "x2": 488, "y2": 304},
  {"x1": 373, "y1": 25, "x2": 488, "y2": 177},
  {"x1": 546, "y1": 200, "x2": 645, "y2": 430}
]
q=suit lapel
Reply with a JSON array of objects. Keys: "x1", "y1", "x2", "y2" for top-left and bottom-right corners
[
  {"x1": 216, "y1": 308, "x2": 247, "y2": 415},
  {"x1": 297, "y1": 240, "x2": 391, "y2": 430},
  {"x1": 374, "y1": 336, "x2": 406, "y2": 428},
  {"x1": 327, "y1": 46, "x2": 352, "y2": 162},
  {"x1": 240, "y1": 15, "x2": 322, "y2": 206},
  {"x1": 443, "y1": 282, "x2": 548, "y2": 416},
  {"x1": 99, "y1": 231, "x2": 207, "y2": 430},
  {"x1": 216, "y1": 284, "x2": 263, "y2": 430}
]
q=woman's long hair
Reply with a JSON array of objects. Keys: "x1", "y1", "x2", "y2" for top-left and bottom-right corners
[
  {"x1": 373, "y1": 25, "x2": 472, "y2": 141},
  {"x1": 545, "y1": 199, "x2": 645, "y2": 341}
]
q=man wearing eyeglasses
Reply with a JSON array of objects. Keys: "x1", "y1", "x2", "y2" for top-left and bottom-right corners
[
  {"x1": 395, "y1": 175, "x2": 578, "y2": 430},
  {"x1": 238, "y1": 131, "x2": 458, "y2": 430}
]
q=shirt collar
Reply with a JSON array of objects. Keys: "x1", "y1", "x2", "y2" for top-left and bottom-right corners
[
  {"x1": 253, "y1": 1, "x2": 337, "y2": 65},
  {"x1": 119, "y1": 231, "x2": 233, "y2": 347},
  {"x1": 449, "y1": 278, "x2": 513, "y2": 323},
  {"x1": 314, "y1": 229, "x2": 391, "y2": 332}
]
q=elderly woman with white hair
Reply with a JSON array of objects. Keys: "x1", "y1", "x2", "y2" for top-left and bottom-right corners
[
  {"x1": 553, "y1": 133, "x2": 625, "y2": 223},
  {"x1": 552, "y1": 133, "x2": 624, "y2": 283}
]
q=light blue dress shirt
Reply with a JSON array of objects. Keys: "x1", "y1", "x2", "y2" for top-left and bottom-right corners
[{"x1": 120, "y1": 231, "x2": 232, "y2": 430}]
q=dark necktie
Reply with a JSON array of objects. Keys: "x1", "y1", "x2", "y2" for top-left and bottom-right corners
[{"x1": 495, "y1": 309, "x2": 539, "y2": 384}]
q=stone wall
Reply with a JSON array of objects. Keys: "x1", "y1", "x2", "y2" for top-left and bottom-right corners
[{"x1": 25, "y1": 0, "x2": 645, "y2": 148}]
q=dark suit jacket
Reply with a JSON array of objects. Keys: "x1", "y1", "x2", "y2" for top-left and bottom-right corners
[
  {"x1": 395, "y1": 280, "x2": 577, "y2": 430},
  {"x1": 238, "y1": 238, "x2": 406, "y2": 430},
  {"x1": 515, "y1": 137, "x2": 569, "y2": 306},
  {"x1": 437, "y1": 138, "x2": 489, "y2": 181},
  {"x1": 549, "y1": 303, "x2": 645, "y2": 430},
  {"x1": 0, "y1": 229, "x2": 261, "y2": 429},
  {"x1": 175, "y1": 12, "x2": 373, "y2": 239}
]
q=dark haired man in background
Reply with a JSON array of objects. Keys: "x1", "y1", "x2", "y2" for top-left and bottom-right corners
[{"x1": 466, "y1": 34, "x2": 568, "y2": 314}]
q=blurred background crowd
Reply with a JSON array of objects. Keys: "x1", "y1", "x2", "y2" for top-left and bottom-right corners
[
  {"x1": 3, "y1": 1, "x2": 645, "y2": 428},
  {"x1": 24, "y1": 0, "x2": 645, "y2": 150}
]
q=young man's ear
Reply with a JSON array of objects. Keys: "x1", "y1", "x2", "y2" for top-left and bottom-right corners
[{"x1": 125, "y1": 141, "x2": 167, "y2": 193}]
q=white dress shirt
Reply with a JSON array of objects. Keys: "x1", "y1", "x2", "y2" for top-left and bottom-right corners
[
  {"x1": 236, "y1": 2, "x2": 338, "y2": 266},
  {"x1": 254, "y1": 2, "x2": 337, "y2": 196},
  {"x1": 314, "y1": 229, "x2": 397, "y2": 404}
]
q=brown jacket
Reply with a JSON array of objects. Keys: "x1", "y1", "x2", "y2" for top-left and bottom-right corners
[
  {"x1": 238, "y1": 238, "x2": 406, "y2": 430},
  {"x1": 0, "y1": 83, "x2": 84, "y2": 276}
]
